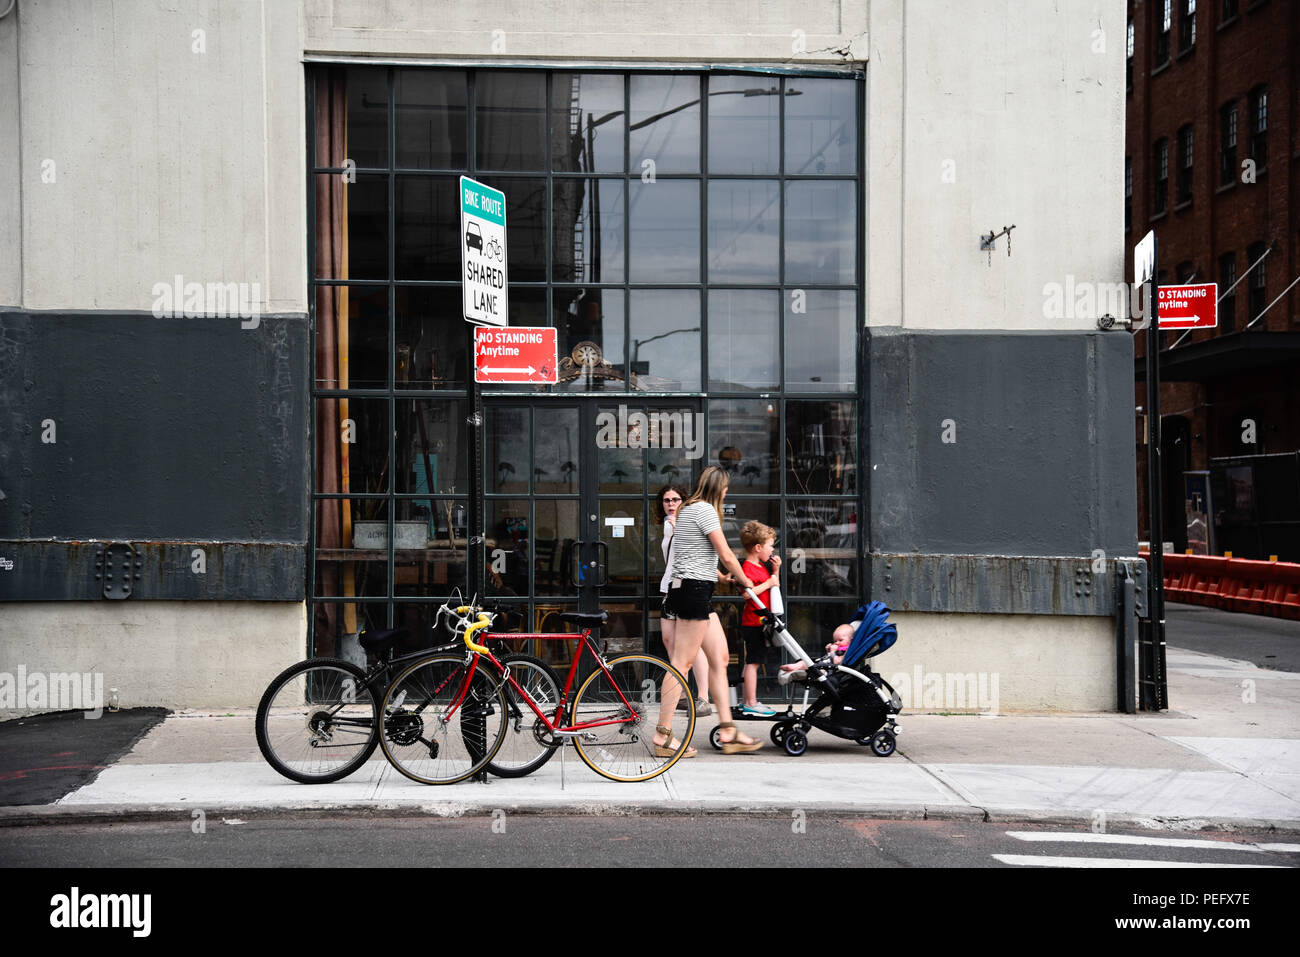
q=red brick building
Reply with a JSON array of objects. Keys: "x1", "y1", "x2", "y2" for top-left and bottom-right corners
[{"x1": 1126, "y1": 0, "x2": 1300, "y2": 559}]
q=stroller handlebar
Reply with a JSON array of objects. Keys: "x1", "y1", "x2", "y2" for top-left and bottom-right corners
[{"x1": 745, "y1": 588, "x2": 815, "y2": 667}]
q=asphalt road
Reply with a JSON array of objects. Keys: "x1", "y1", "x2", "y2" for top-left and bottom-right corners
[
  {"x1": 0, "y1": 709, "x2": 167, "y2": 806},
  {"x1": 1165, "y1": 603, "x2": 1300, "y2": 672},
  {"x1": 2, "y1": 815, "x2": 1296, "y2": 868}
]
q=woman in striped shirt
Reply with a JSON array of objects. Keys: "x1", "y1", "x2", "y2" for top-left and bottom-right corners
[{"x1": 655, "y1": 466, "x2": 763, "y2": 754}]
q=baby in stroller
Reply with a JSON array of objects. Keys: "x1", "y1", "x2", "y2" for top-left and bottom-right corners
[
  {"x1": 731, "y1": 592, "x2": 902, "y2": 757},
  {"x1": 778, "y1": 623, "x2": 854, "y2": 678}
]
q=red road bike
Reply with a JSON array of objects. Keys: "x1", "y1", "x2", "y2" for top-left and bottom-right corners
[{"x1": 378, "y1": 599, "x2": 695, "y2": 784}]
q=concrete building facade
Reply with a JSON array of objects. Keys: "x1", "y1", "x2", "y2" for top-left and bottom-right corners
[{"x1": 0, "y1": 0, "x2": 1137, "y2": 714}]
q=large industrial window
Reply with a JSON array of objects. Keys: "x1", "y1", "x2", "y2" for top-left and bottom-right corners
[{"x1": 307, "y1": 67, "x2": 863, "y2": 663}]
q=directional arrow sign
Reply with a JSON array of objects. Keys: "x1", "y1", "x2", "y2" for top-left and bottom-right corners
[
  {"x1": 461, "y1": 176, "x2": 508, "y2": 327},
  {"x1": 1157, "y1": 283, "x2": 1218, "y2": 329},
  {"x1": 474, "y1": 326, "x2": 559, "y2": 384}
]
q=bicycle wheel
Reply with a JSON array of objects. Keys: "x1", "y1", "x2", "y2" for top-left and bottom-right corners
[
  {"x1": 255, "y1": 658, "x2": 380, "y2": 784},
  {"x1": 570, "y1": 654, "x2": 694, "y2": 783},
  {"x1": 379, "y1": 654, "x2": 509, "y2": 785},
  {"x1": 486, "y1": 654, "x2": 563, "y2": 779}
]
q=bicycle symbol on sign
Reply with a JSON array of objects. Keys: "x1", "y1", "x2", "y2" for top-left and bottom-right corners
[{"x1": 485, "y1": 238, "x2": 504, "y2": 262}]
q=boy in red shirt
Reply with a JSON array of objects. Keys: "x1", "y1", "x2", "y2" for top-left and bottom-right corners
[{"x1": 739, "y1": 521, "x2": 781, "y2": 716}]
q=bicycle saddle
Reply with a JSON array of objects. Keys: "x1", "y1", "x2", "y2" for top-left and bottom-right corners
[
  {"x1": 559, "y1": 611, "x2": 608, "y2": 629},
  {"x1": 358, "y1": 627, "x2": 408, "y2": 654}
]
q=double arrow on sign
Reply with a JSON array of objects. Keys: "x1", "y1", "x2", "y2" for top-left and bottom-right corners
[{"x1": 479, "y1": 365, "x2": 538, "y2": 375}]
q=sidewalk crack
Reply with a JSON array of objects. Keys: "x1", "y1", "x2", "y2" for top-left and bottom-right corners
[
  {"x1": 905, "y1": 753, "x2": 984, "y2": 813},
  {"x1": 1163, "y1": 738, "x2": 1300, "y2": 806}
]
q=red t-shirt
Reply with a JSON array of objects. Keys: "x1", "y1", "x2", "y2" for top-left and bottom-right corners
[{"x1": 741, "y1": 560, "x2": 772, "y2": 626}]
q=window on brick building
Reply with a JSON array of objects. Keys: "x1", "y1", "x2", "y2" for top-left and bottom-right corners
[
  {"x1": 1154, "y1": 139, "x2": 1168, "y2": 215},
  {"x1": 1126, "y1": 20, "x2": 1134, "y2": 90},
  {"x1": 1221, "y1": 0, "x2": 1238, "y2": 20},
  {"x1": 1246, "y1": 241, "x2": 1267, "y2": 326},
  {"x1": 1177, "y1": 125, "x2": 1193, "y2": 204},
  {"x1": 1218, "y1": 252, "x2": 1236, "y2": 332},
  {"x1": 1156, "y1": 0, "x2": 1172, "y2": 64},
  {"x1": 1180, "y1": 0, "x2": 1197, "y2": 51},
  {"x1": 1219, "y1": 101, "x2": 1237, "y2": 186},
  {"x1": 1249, "y1": 86, "x2": 1267, "y2": 168},
  {"x1": 1124, "y1": 157, "x2": 1132, "y2": 232}
]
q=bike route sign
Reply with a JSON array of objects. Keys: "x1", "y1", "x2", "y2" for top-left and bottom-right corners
[{"x1": 460, "y1": 176, "x2": 508, "y2": 326}]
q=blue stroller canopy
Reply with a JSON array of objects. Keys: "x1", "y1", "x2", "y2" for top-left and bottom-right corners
[{"x1": 841, "y1": 601, "x2": 897, "y2": 666}]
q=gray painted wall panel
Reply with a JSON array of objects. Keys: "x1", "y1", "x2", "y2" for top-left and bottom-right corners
[
  {"x1": 0, "y1": 312, "x2": 309, "y2": 543},
  {"x1": 0, "y1": 540, "x2": 304, "y2": 601},
  {"x1": 866, "y1": 329, "x2": 1137, "y2": 559}
]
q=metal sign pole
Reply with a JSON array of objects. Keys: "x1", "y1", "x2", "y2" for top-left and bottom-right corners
[
  {"x1": 468, "y1": 327, "x2": 483, "y2": 600},
  {"x1": 1144, "y1": 236, "x2": 1168, "y2": 710},
  {"x1": 459, "y1": 175, "x2": 506, "y2": 603}
]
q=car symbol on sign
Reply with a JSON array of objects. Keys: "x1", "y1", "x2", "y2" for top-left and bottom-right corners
[{"x1": 465, "y1": 222, "x2": 484, "y2": 252}]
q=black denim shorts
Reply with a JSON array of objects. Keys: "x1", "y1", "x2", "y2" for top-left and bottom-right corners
[
  {"x1": 660, "y1": 589, "x2": 678, "y2": 621},
  {"x1": 672, "y1": 579, "x2": 715, "y2": 621}
]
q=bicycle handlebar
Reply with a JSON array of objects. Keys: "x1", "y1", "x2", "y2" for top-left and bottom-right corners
[
  {"x1": 462, "y1": 614, "x2": 492, "y2": 653},
  {"x1": 445, "y1": 601, "x2": 494, "y2": 653}
]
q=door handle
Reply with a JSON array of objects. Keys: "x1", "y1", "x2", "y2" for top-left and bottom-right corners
[
  {"x1": 594, "y1": 540, "x2": 609, "y2": 587},
  {"x1": 570, "y1": 540, "x2": 585, "y2": 587}
]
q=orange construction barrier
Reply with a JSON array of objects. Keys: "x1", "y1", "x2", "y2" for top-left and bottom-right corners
[{"x1": 1141, "y1": 551, "x2": 1300, "y2": 621}]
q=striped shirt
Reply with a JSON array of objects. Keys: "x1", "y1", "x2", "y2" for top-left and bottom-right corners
[{"x1": 668, "y1": 501, "x2": 722, "y2": 582}]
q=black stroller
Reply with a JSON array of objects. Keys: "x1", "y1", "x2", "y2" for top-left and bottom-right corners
[{"x1": 712, "y1": 593, "x2": 903, "y2": 757}]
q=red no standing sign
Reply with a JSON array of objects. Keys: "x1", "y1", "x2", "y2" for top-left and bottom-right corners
[
  {"x1": 1158, "y1": 283, "x2": 1218, "y2": 329},
  {"x1": 474, "y1": 327, "x2": 559, "y2": 384}
]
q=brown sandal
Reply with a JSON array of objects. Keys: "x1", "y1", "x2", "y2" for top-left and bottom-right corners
[
  {"x1": 718, "y1": 721, "x2": 762, "y2": 754},
  {"x1": 653, "y1": 724, "x2": 697, "y2": 758}
]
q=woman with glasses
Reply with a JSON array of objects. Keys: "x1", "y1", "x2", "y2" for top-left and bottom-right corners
[{"x1": 656, "y1": 483, "x2": 714, "y2": 725}]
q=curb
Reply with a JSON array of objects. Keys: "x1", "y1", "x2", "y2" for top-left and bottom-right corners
[{"x1": 3, "y1": 802, "x2": 1298, "y2": 834}]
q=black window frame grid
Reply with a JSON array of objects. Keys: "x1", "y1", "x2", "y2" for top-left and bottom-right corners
[{"x1": 306, "y1": 65, "x2": 866, "y2": 653}]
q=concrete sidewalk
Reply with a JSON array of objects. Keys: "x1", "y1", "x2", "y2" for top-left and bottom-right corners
[{"x1": 3, "y1": 639, "x2": 1298, "y2": 832}]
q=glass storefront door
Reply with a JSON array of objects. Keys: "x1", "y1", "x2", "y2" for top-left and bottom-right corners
[{"x1": 484, "y1": 399, "x2": 704, "y2": 664}]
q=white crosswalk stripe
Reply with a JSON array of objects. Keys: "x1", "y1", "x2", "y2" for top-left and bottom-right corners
[
  {"x1": 997, "y1": 830, "x2": 1299, "y2": 867},
  {"x1": 994, "y1": 854, "x2": 1280, "y2": 869},
  {"x1": 1004, "y1": 830, "x2": 1284, "y2": 854}
]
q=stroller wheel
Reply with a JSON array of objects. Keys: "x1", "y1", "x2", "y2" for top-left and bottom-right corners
[
  {"x1": 870, "y1": 729, "x2": 896, "y2": 757},
  {"x1": 782, "y1": 729, "x2": 808, "y2": 757},
  {"x1": 709, "y1": 725, "x2": 724, "y2": 751},
  {"x1": 771, "y1": 721, "x2": 793, "y2": 746}
]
